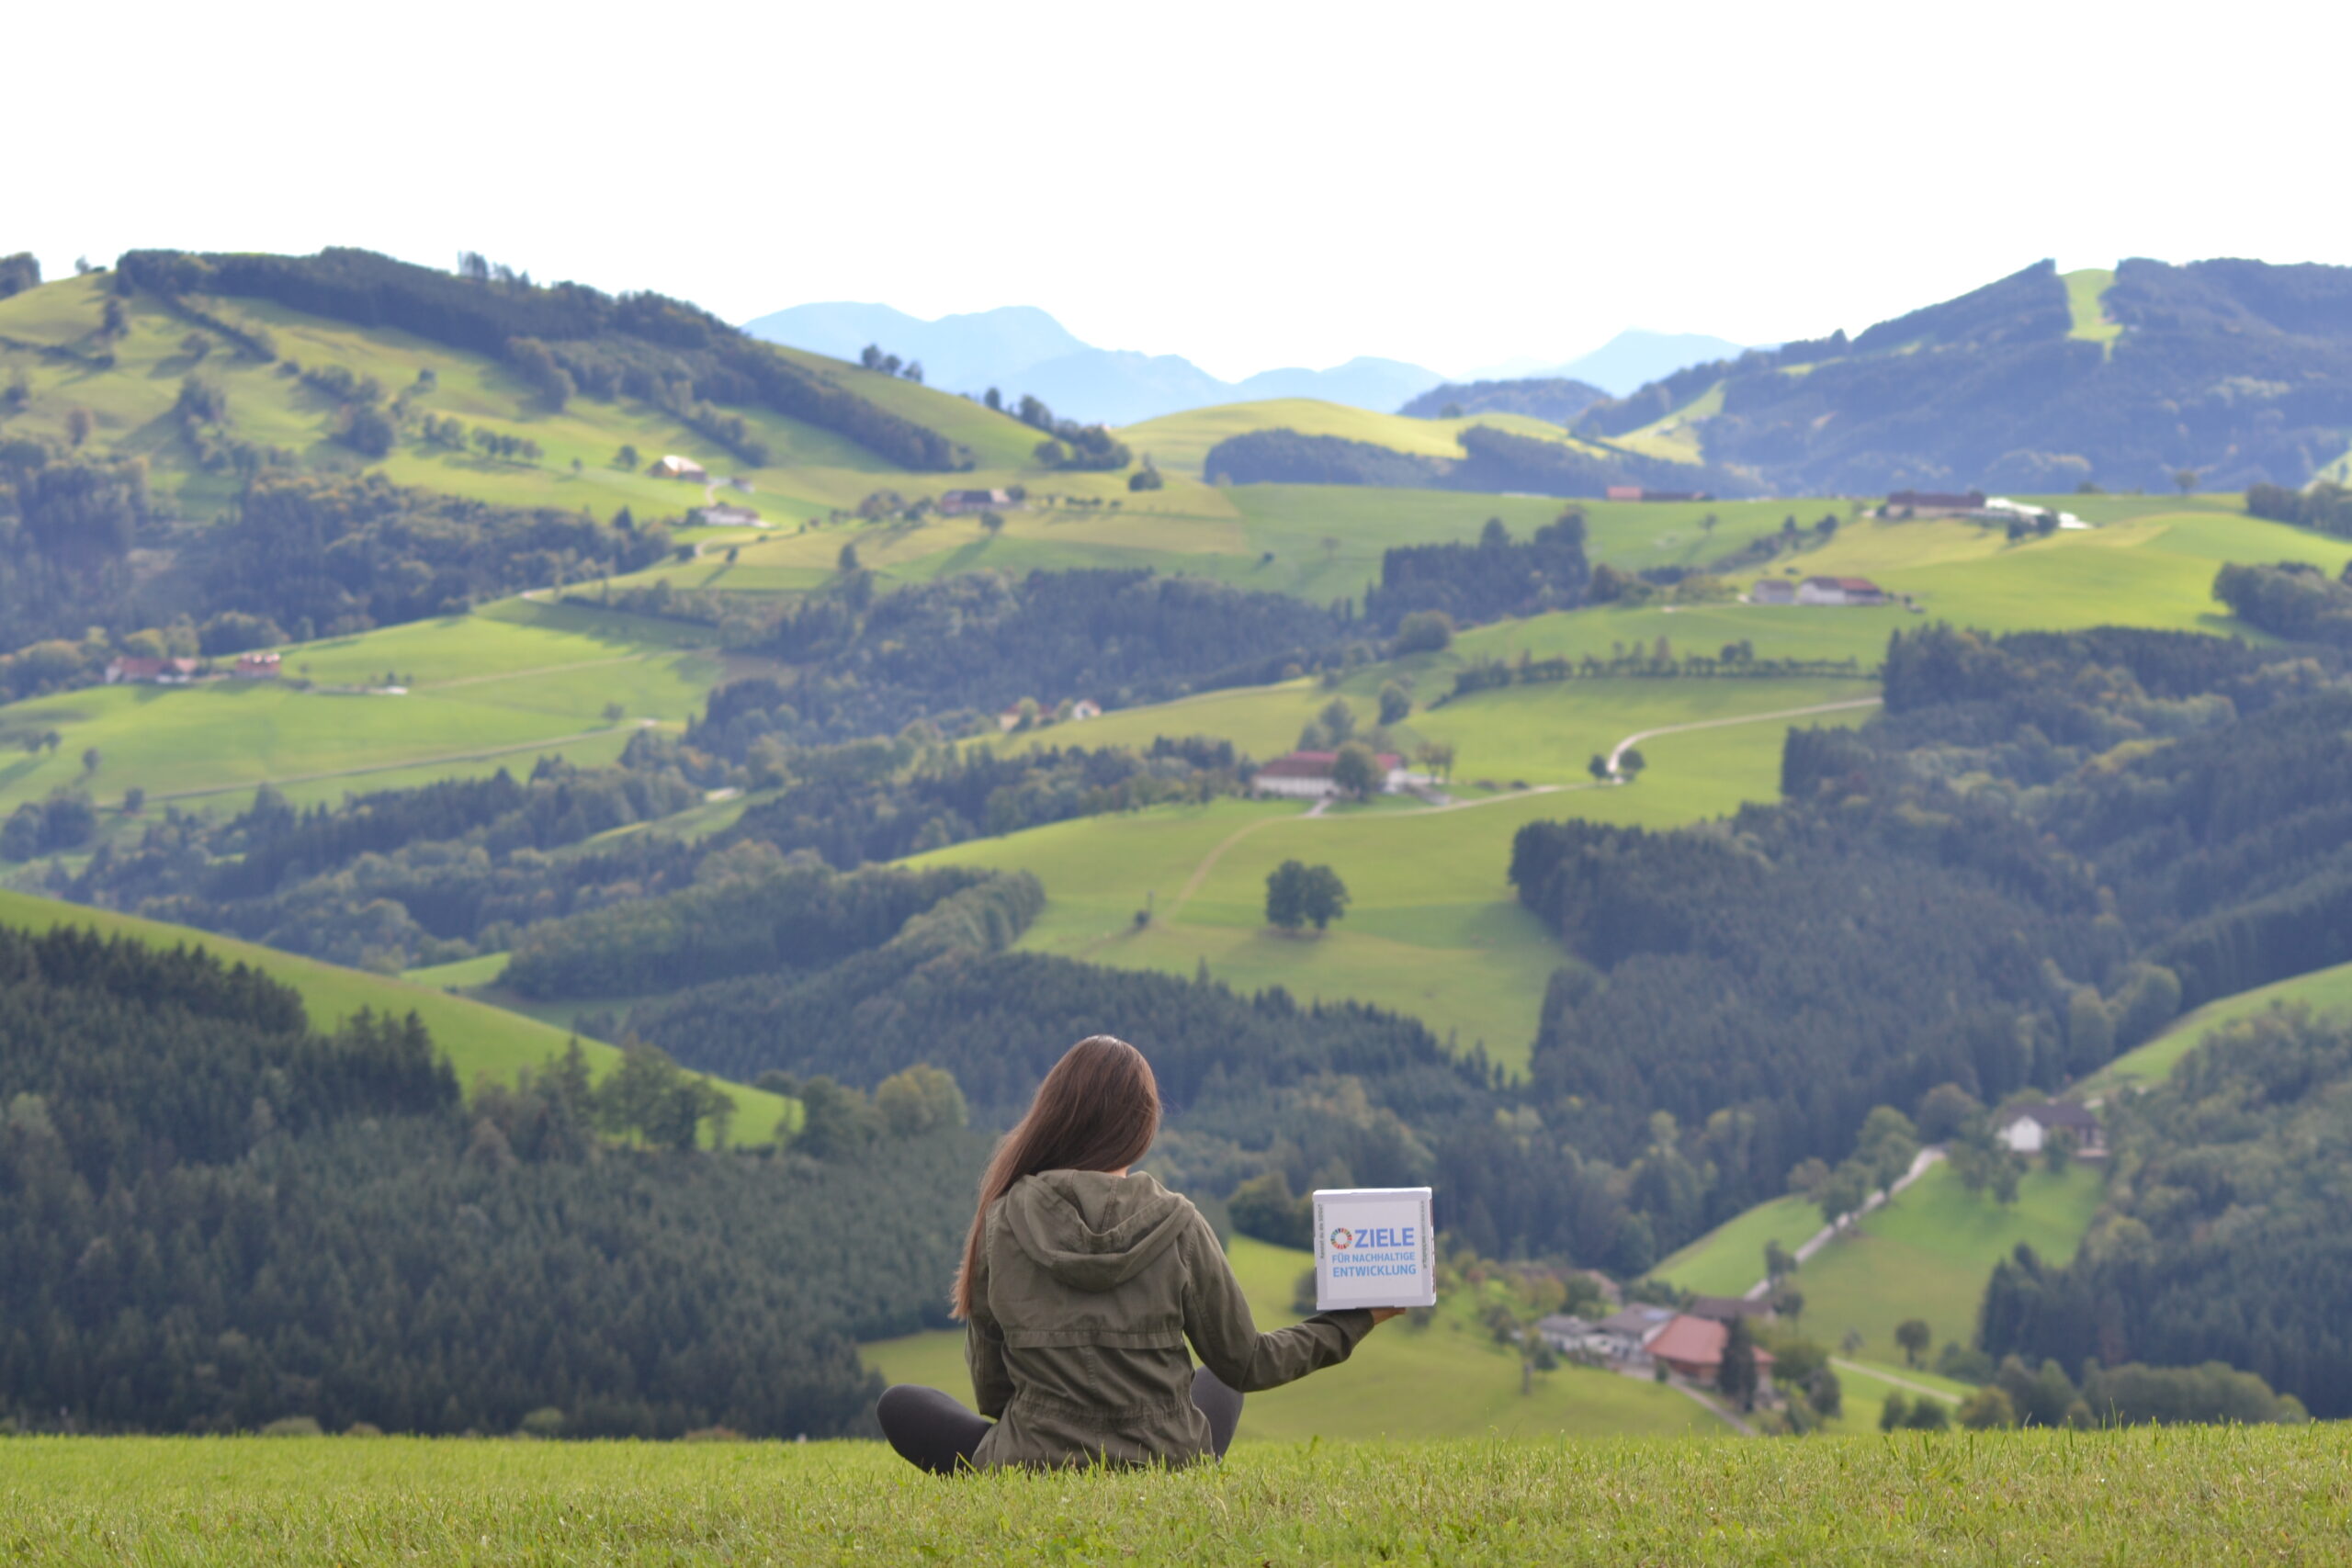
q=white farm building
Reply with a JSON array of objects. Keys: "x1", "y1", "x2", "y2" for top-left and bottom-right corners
[{"x1": 1254, "y1": 750, "x2": 1411, "y2": 799}]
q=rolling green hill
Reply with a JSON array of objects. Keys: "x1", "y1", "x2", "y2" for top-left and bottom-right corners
[
  {"x1": 0, "y1": 271, "x2": 1041, "y2": 521},
  {"x1": 1655, "y1": 1156, "x2": 2109, "y2": 1373},
  {"x1": 865, "y1": 1234, "x2": 1713, "y2": 1440},
  {"x1": 1724, "y1": 1161, "x2": 2105, "y2": 1365},
  {"x1": 1116, "y1": 398, "x2": 1592, "y2": 478},
  {"x1": 0, "y1": 886, "x2": 795, "y2": 1144},
  {"x1": 2080, "y1": 957, "x2": 2352, "y2": 1097},
  {"x1": 0, "y1": 596, "x2": 719, "y2": 816},
  {"x1": 916, "y1": 675, "x2": 1875, "y2": 1068}
]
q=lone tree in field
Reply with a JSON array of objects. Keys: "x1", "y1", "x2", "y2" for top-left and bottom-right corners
[
  {"x1": 1300, "y1": 864, "x2": 1349, "y2": 930},
  {"x1": 1588, "y1": 753, "x2": 1610, "y2": 782},
  {"x1": 1266, "y1": 861, "x2": 1351, "y2": 932},
  {"x1": 1764, "y1": 1238, "x2": 1796, "y2": 1283},
  {"x1": 1618, "y1": 748, "x2": 1646, "y2": 784},
  {"x1": 1895, "y1": 1318, "x2": 1932, "y2": 1368},
  {"x1": 837, "y1": 541, "x2": 860, "y2": 572},
  {"x1": 1331, "y1": 740, "x2": 1382, "y2": 800},
  {"x1": 2175, "y1": 468, "x2": 2199, "y2": 494}
]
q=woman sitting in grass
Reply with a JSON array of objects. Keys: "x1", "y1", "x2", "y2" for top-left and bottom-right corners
[{"x1": 876, "y1": 1034, "x2": 1396, "y2": 1472}]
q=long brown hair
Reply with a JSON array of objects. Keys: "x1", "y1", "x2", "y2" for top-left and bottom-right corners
[{"x1": 952, "y1": 1035, "x2": 1160, "y2": 1317}]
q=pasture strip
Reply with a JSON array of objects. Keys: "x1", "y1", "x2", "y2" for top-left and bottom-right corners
[{"x1": 144, "y1": 723, "x2": 646, "y2": 803}]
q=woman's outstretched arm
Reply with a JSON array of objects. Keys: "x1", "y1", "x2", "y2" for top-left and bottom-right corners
[{"x1": 1179, "y1": 1215, "x2": 1383, "y2": 1393}]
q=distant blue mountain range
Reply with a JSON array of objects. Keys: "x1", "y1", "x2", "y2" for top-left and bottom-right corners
[{"x1": 741, "y1": 303, "x2": 1743, "y2": 424}]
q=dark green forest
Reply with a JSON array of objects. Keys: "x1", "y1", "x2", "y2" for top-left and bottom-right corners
[
  {"x1": 1978, "y1": 1006, "x2": 2352, "y2": 1418},
  {"x1": 698, "y1": 567, "x2": 1351, "y2": 747},
  {"x1": 1363, "y1": 512, "x2": 1591, "y2": 630},
  {"x1": 46, "y1": 737, "x2": 1247, "y2": 970},
  {"x1": 0, "y1": 923, "x2": 983, "y2": 1436},
  {"x1": 2211, "y1": 559, "x2": 2352, "y2": 645},
  {"x1": 1517, "y1": 627, "x2": 2352, "y2": 1185}
]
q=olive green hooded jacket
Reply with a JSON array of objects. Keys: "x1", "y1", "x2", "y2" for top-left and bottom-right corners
[{"x1": 965, "y1": 1169, "x2": 1373, "y2": 1468}]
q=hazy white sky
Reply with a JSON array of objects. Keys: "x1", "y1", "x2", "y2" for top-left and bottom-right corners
[{"x1": 16, "y1": 0, "x2": 2344, "y2": 379}]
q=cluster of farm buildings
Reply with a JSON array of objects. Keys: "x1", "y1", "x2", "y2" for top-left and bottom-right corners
[
  {"x1": 105, "y1": 652, "x2": 281, "y2": 685},
  {"x1": 1536, "y1": 1295, "x2": 1781, "y2": 1395},
  {"x1": 1536, "y1": 1103, "x2": 2102, "y2": 1408}
]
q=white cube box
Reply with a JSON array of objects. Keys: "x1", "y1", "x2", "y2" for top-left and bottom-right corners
[{"x1": 1311, "y1": 1187, "x2": 1437, "y2": 1312}]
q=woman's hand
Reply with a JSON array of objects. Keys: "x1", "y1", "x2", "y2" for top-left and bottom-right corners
[{"x1": 1367, "y1": 1307, "x2": 1408, "y2": 1325}]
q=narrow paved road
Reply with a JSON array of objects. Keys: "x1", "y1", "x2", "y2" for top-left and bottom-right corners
[
  {"x1": 1738, "y1": 1148, "x2": 1947, "y2": 1301},
  {"x1": 1608, "y1": 696, "x2": 1883, "y2": 775},
  {"x1": 1834, "y1": 1359, "x2": 1961, "y2": 1404}
]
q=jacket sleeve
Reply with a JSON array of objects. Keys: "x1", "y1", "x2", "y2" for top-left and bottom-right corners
[
  {"x1": 1181, "y1": 1216, "x2": 1374, "y2": 1393},
  {"x1": 964, "y1": 1241, "x2": 1014, "y2": 1419}
]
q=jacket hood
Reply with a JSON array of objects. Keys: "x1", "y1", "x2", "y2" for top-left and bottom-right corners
[{"x1": 1001, "y1": 1169, "x2": 1193, "y2": 1292}]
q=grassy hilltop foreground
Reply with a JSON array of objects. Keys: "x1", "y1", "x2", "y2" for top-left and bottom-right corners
[{"x1": 3, "y1": 1429, "x2": 2344, "y2": 1565}]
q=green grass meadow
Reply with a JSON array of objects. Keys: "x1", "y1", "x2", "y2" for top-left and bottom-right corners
[
  {"x1": 1657, "y1": 1158, "x2": 2107, "y2": 1370},
  {"x1": 927, "y1": 676, "x2": 1872, "y2": 1066},
  {"x1": 4, "y1": 1425, "x2": 2344, "y2": 1566},
  {"x1": 0, "y1": 888, "x2": 794, "y2": 1145},
  {"x1": 0, "y1": 599, "x2": 721, "y2": 818}
]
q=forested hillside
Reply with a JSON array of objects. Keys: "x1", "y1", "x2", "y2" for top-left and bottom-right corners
[
  {"x1": 1397, "y1": 378, "x2": 1609, "y2": 423},
  {"x1": 1510, "y1": 627, "x2": 2352, "y2": 1234},
  {"x1": 1979, "y1": 1006, "x2": 2352, "y2": 1417},
  {"x1": 115, "y1": 249, "x2": 973, "y2": 471},
  {"x1": 692, "y1": 568, "x2": 1351, "y2": 747},
  {"x1": 0, "y1": 921, "x2": 984, "y2": 1436},
  {"x1": 0, "y1": 444, "x2": 670, "y2": 700},
  {"x1": 1571, "y1": 258, "x2": 2352, "y2": 492}
]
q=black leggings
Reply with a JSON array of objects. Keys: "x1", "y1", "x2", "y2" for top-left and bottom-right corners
[{"x1": 877, "y1": 1366, "x2": 1243, "y2": 1474}]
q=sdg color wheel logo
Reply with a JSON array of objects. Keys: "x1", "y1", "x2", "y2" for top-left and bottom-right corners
[{"x1": 1329, "y1": 1227, "x2": 1354, "y2": 1250}]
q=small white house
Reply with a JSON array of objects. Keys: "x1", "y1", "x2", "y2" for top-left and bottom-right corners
[
  {"x1": 1254, "y1": 750, "x2": 1410, "y2": 799},
  {"x1": 1589, "y1": 1304, "x2": 1677, "y2": 1360},
  {"x1": 694, "y1": 503, "x2": 763, "y2": 527},
  {"x1": 1796, "y1": 575, "x2": 1889, "y2": 606},
  {"x1": 1995, "y1": 1101, "x2": 2104, "y2": 1156},
  {"x1": 1535, "y1": 1314, "x2": 1607, "y2": 1354},
  {"x1": 651, "y1": 455, "x2": 708, "y2": 481}
]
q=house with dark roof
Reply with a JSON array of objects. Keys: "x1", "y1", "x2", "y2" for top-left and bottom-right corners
[
  {"x1": 1534, "y1": 1314, "x2": 1604, "y2": 1354},
  {"x1": 105, "y1": 656, "x2": 200, "y2": 684},
  {"x1": 1883, "y1": 489, "x2": 1986, "y2": 516},
  {"x1": 1589, "y1": 1304, "x2": 1677, "y2": 1359},
  {"x1": 1995, "y1": 1101, "x2": 2104, "y2": 1156},
  {"x1": 1796, "y1": 575, "x2": 1888, "y2": 606},
  {"x1": 939, "y1": 488, "x2": 1021, "y2": 515}
]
